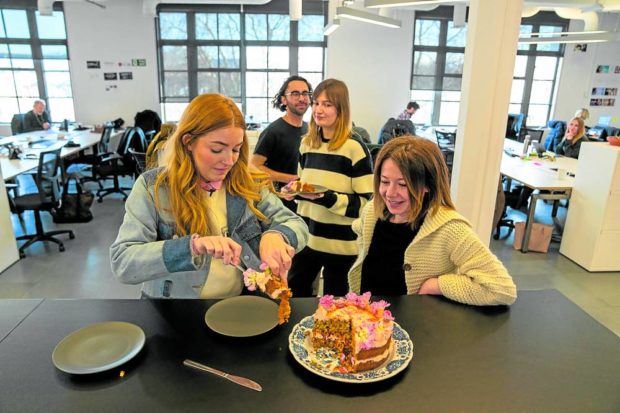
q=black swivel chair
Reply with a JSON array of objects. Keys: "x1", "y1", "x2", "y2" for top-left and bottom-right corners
[
  {"x1": 520, "y1": 128, "x2": 544, "y2": 144},
  {"x1": 11, "y1": 114, "x2": 25, "y2": 135},
  {"x1": 13, "y1": 148, "x2": 75, "y2": 258},
  {"x1": 128, "y1": 148, "x2": 147, "y2": 175},
  {"x1": 65, "y1": 124, "x2": 114, "y2": 188},
  {"x1": 94, "y1": 127, "x2": 147, "y2": 202},
  {"x1": 435, "y1": 130, "x2": 456, "y2": 173}
]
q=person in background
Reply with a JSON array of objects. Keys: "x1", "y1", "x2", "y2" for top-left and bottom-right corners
[
  {"x1": 287, "y1": 79, "x2": 374, "y2": 297},
  {"x1": 110, "y1": 94, "x2": 308, "y2": 299},
  {"x1": 251, "y1": 76, "x2": 312, "y2": 212},
  {"x1": 348, "y1": 136, "x2": 517, "y2": 306},
  {"x1": 397, "y1": 101, "x2": 420, "y2": 121},
  {"x1": 23, "y1": 99, "x2": 51, "y2": 132},
  {"x1": 556, "y1": 117, "x2": 588, "y2": 159},
  {"x1": 574, "y1": 108, "x2": 589, "y2": 122}
]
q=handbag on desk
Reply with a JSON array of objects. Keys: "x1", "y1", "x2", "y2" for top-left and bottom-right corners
[{"x1": 53, "y1": 177, "x2": 94, "y2": 223}]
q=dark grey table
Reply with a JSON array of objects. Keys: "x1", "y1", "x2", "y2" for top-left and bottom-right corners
[
  {"x1": 0, "y1": 299, "x2": 42, "y2": 343},
  {"x1": 0, "y1": 290, "x2": 618, "y2": 412}
]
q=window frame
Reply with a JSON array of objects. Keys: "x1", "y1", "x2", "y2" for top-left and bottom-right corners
[
  {"x1": 410, "y1": 7, "x2": 568, "y2": 127},
  {"x1": 0, "y1": 1, "x2": 73, "y2": 124},
  {"x1": 157, "y1": 0, "x2": 326, "y2": 123}
]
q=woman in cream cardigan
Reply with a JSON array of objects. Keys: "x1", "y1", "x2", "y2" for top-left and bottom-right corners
[{"x1": 348, "y1": 136, "x2": 516, "y2": 306}]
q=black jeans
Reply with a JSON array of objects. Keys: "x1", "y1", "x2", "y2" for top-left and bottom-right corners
[{"x1": 288, "y1": 247, "x2": 356, "y2": 297}]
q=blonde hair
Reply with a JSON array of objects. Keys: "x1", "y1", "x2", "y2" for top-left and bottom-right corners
[
  {"x1": 574, "y1": 108, "x2": 589, "y2": 121},
  {"x1": 303, "y1": 78, "x2": 352, "y2": 151},
  {"x1": 373, "y1": 135, "x2": 455, "y2": 228},
  {"x1": 566, "y1": 116, "x2": 586, "y2": 143},
  {"x1": 154, "y1": 94, "x2": 271, "y2": 237}
]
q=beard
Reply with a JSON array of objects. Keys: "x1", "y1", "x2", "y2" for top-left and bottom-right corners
[{"x1": 286, "y1": 103, "x2": 308, "y2": 118}]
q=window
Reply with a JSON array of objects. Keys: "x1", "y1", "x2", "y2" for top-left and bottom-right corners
[
  {"x1": 0, "y1": 6, "x2": 74, "y2": 123},
  {"x1": 410, "y1": 7, "x2": 567, "y2": 127},
  {"x1": 157, "y1": 2, "x2": 326, "y2": 123}
]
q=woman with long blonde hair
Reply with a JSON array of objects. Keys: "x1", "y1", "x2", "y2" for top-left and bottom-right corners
[
  {"x1": 286, "y1": 79, "x2": 374, "y2": 297},
  {"x1": 556, "y1": 116, "x2": 588, "y2": 159},
  {"x1": 111, "y1": 94, "x2": 308, "y2": 299},
  {"x1": 348, "y1": 136, "x2": 516, "y2": 305}
]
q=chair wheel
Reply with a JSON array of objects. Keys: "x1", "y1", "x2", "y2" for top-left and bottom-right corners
[
  {"x1": 19, "y1": 251, "x2": 25, "y2": 259},
  {"x1": 69, "y1": 233, "x2": 75, "y2": 239},
  {"x1": 97, "y1": 198, "x2": 103, "y2": 203},
  {"x1": 493, "y1": 234, "x2": 499, "y2": 240},
  {"x1": 59, "y1": 245, "x2": 65, "y2": 252}
]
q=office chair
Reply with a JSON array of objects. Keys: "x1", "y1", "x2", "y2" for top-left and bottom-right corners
[
  {"x1": 11, "y1": 114, "x2": 25, "y2": 135},
  {"x1": 435, "y1": 130, "x2": 456, "y2": 173},
  {"x1": 13, "y1": 148, "x2": 75, "y2": 258},
  {"x1": 65, "y1": 124, "x2": 114, "y2": 189},
  {"x1": 94, "y1": 127, "x2": 147, "y2": 202},
  {"x1": 128, "y1": 148, "x2": 147, "y2": 175}
]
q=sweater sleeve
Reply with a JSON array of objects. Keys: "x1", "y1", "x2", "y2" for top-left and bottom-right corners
[
  {"x1": 109, "y1": 175, "x2": 207, "y2": 285},
  {"x1": 437, "y1": 222, "x2": 517, "y2": 306}
]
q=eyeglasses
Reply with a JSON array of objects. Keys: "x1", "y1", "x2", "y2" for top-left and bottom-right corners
[{"x1": 284, "y1": 91, "x2": 312, "y2": 99}]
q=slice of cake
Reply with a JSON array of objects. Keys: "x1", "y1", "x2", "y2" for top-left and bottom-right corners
[
  {"x1": 243, "y1": 264, "x2": 292, "y2": 324},
  {"x1": 310, "y1": 292, "x2": 394, "y2": 372},
  {"x1": 283, "y1": 180, "x2": 316, "y2": 193}
]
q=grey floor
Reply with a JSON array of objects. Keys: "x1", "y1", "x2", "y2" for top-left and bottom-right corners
[{"x1": 2, "y1": 178, "x2": 619, "y2": 337}]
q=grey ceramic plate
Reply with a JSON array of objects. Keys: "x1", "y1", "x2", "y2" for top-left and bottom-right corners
[
  {"x1": 205, "y1": 296, "x2": 279, "y2": 337},
  {"x1": 52, "y1": 321, "x2": 145, "y2": 374}
]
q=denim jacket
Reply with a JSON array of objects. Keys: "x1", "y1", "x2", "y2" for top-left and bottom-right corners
[{"x1": 110, "y1": 168, "x2": 309, "y2": 298}]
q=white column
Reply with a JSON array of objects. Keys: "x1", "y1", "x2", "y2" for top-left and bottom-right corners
[{"x1": 450, "y1": 0, "x2": 523, "y2": 243}]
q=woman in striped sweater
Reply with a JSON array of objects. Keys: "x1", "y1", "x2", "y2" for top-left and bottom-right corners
[{"x1": 288, "y1": 79, "x2": 374, "y2": 297}]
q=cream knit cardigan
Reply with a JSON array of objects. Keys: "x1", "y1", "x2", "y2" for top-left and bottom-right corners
[{"x1": 348, "y1": 203, "x2": 517, "y2": 306}]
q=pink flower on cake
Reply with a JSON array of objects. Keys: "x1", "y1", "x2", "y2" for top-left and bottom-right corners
[
  {"x1": 383, "y1": 309, "x2": 395, "y2": 321},
  {"x1": 243, "y1": 269, "x2": 258, "y2": 291},
  {"x1": 319, "y1": 295, "x2": 335, "y2": 309}
]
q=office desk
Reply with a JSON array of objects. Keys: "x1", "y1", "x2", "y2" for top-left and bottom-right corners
[
  {"x1": 0, "y1": 129, "x2": 106, "y2": 181},
  {"x1": 0, "y1": 291, "x2": 618, "y2": 412},
  {"x1": 501, "y1": 139, "x2": 577, "y2": 252}
]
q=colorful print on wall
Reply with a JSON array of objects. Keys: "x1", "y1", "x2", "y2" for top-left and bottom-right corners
[
  {"x1": 596, "y1": 65, "x2": 610, "y2": 74},
  {"x1": 589, "y1": 98, "x2": 615, "y2": 107}
]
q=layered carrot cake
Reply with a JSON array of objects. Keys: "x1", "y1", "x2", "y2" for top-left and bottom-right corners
[
  {"x1": 310, "y1": 292, "x2": 394, "y2": 372},
  {"x1": 243, "y1": 264, "x2": 292, "y2": 324}
]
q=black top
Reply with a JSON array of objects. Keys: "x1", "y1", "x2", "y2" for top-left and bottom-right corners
[
  {"x1": 360, "y1": 218, "x2": 418, "y2": 295},
  {"x1": 253, "y1": 117, "x2": 307, "y2": 185},
  {"x1": 556, "y1": 136, "x2": 589, "y2": 159},
  {"x1": 22, "y1": 109, "x2": 51, "y2": 133}
]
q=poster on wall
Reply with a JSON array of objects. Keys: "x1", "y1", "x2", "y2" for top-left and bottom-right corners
[
  {"x1": 132, "y1": 59, "x2": 147, "y2": 67},
  {"x1": 104, "y1": 72, "x2": 118, "y2": 81},
  {"x1": 119, "y1": 72, "x2": 133, "y2": 80},
  {"x1": 87, "y1": 60, "x2": 100, "y2": 69},
  {"x1": 615, "y1": 66, "x2": 620, "y2": 74},
  {"x1": 573, "y1": 44, "x2": 587, "y2": 52},
  {"x1": 596, "y1": 65, "x2": 610, "y2": 74},
  {"x1": 590, "y1": 98, "x2": 615, "y2": 107},
  {"x1": 592, "y1": 87, "x2": 618, "y2": 96}
]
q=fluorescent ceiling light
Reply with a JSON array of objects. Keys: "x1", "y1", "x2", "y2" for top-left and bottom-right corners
[
  {"x1": 518, "y1": 31, "x2": 619, "y2": 44},
  {"x1": 324, "y1": 19, "x2": 341, "y2": 36},
  {"x1": 336, "y1": 6, "x2": 401, "y2": 28},
  {"x1": 523, "y1": 30, "x2": 607, "y2": 36},
  {"x1": 365, "y1": 0, "x2": 466, "y2": 9}
]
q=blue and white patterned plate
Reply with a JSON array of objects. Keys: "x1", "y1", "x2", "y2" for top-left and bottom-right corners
[{"x1": 288, "y1": 315, "x2": 413, "y2": 383}]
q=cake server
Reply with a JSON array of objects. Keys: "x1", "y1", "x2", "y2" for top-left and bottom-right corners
[{"x1": 183, "y1": 359, "x2": 262, "y2": 392}]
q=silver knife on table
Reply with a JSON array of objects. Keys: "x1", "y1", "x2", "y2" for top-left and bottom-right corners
[{"x1": 183, "y1": 359, "x2": 262, "y2": 392}]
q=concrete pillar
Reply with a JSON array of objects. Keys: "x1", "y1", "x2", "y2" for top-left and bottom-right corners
[{"x1": 450, "y1": 0, "x2": 523, "y2": 243}]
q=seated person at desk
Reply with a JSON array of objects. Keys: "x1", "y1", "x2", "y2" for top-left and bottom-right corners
[
  {"x1": 23, "y1": 99, "x2": 51, "y2": 132},
  {"x1": 556, "y1": 117, "x2": 588, "y2": 159},
  {"x1": 348, "y1": 136, "x2": 517, "y2": 306},
  {"x1": 110, "y1": 94, "x2": 309, "y2": 299}
]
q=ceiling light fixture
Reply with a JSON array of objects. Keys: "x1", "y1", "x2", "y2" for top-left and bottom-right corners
[
  {"x1": 364, "y1": 0, "x2": 466, "y2": 9},
  {"x1": 518, "y1": 31, "x2": 619, "y2": 45},
  {"x1": 336, "y1": 6, "x2": 401, "y2": 28},
  {"x1": 324, "y1": 19, "x2": 341, "y2": 36}
]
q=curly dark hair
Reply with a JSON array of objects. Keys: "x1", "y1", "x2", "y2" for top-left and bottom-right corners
[{"x1": 271, "y1": 75, "x2": 313, "y2": 112}]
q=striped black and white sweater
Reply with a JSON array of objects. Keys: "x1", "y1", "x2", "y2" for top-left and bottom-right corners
[{"x1": 296, "y1": 135, "x2": 373, "y2": 256}]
